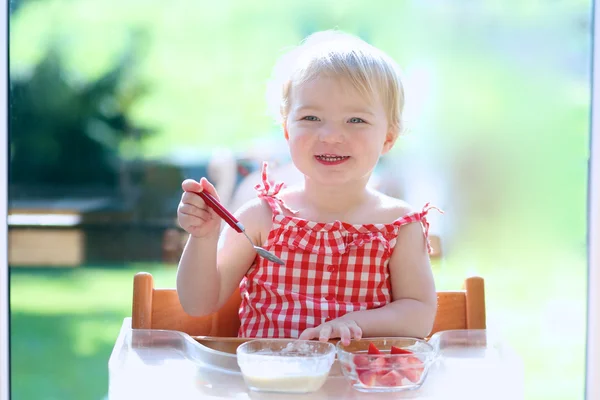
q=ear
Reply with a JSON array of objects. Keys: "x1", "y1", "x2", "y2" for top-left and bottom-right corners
[
  {"x1": 381, "y1": 129, "x2": 398, "y2": 154},
  {"x1": 283, "y1": 121, "x2": 290, "y2": 141}
]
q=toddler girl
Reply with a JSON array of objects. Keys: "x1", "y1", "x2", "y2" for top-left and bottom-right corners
[{"x1": 176, "y1": 30, "x2": 440, "y2": 345}]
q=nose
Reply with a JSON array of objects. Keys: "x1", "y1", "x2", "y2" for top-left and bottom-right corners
[{"x1": 318, "y1": 123, "x2": 344, "y2": 144}]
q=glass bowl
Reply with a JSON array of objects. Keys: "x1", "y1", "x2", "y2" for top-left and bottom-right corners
[
  {"x1": 236, "y1": 339, "x2": 336, "y2": 393},
  {"x1": 336, "y1": 337, "x2": 435, "y2": 392}
]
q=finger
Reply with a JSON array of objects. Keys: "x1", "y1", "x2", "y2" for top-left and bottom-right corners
[
  {"x1": 178, "y1": 213, "x2": 210, "y2": 230},
  {"x1": 349, "y1": 323, "x2": 363, "y2": 340},
  {"x1": 181, "y1": 178, "x2": 220, "y2": 200},
  {"x1": 181, "y1": 192, "x2": 210, "y2": 209},
  {"x1": 178, "y1": 204, "x2": 212, "y2": 220},
  {"x1": 182, "y1": 179, "x2": 202, "y2": 193},
  {"x1": 298, "y1": 328, "x2": 319, "y2": 341},
  {"x1": 199, "y1": 177, "x2": 220, "y2": 199},
  {"x1": 319, "y1": 325, "x2": 332, "y2": 342},
  {"x1": 337, "y1": 325, "x2": 352, "y2": 346}
]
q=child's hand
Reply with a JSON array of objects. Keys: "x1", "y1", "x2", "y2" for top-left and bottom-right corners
[
  {"x1": 298, "y1": 319, "x2": 362, "y2": 346},
  {"x1": 177, "y1": 177, "x2": 222, "y2": 238}
]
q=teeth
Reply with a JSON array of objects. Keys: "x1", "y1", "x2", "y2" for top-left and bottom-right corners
[{"x1": 317, "y1": 155, "x2": 348, "y2": 162}]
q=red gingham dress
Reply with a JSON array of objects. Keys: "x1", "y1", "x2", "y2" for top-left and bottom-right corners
[{"x1": 238, "y1": 162, "x2": 440, "y2": 338}]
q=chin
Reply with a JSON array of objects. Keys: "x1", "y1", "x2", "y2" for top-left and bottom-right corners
[
  {"x1": 313, "y1": 172, "x2": 365, "y2": 187},
  {"x1": 295, "y1": 159, "x2": 367, "y2": 185}
]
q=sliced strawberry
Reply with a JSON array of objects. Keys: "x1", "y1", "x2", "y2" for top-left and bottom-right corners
[
  {"x1": 368, "y1": 342, "x2": 382, "y2": 355},
  {"x1": 377, "y1": 370, "x2": 404, "y2": 387},
  {"x1": 391, "y1": 345, "x2": 413, "y2": 355},
  {"x1": 370, "y1": 356, "x2": 387, "y2": 372},
  {"x1": 402, "y1": 356, "x2": 424, "y2": 383},
  {"x1": 402, "y1": 367, "x2": 423, "y2": 383},
  {"x1": 387, "y1": 355, "x2": 405, "y2": 368},
  {"x1": 406, "y1": 355, "x2": 424, "y2": 366},
  {"x1": 357, "y1": 369, "x2": 378, "y2": 387},
  {"x1": 354, "y1": 354, "x2": 370, "y2": 368},
  {"x1": 401, "y1": 376, "x2": 413, "y2": 386}
]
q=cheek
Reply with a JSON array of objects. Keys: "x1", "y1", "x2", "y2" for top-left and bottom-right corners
[
  {"x1": 367, "y1": 128, "x2": 389, "y2": 146},
  {"x1": 287, "y1": 129, "x2": 312, "y2": 147},
  {"x1": 355, "y1": 130, "x2": 384, "y2": 147},
  {"x1": 286, "y1": 136, "x2": 306, "y2": 161}
]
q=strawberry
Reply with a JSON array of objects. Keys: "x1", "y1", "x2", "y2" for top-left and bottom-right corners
[
  {"x1": 368, "y1": 342, "x2": 382, "y2": 355},
  {"x1": 354, "y1": 354, "x2": 370, "y2": 368},
  {"x1": 370, "y1": 356, "x2": 387, "y2": 372},
  {"x1": 406, "y1": 355, "x2": 424, "y2": 365},
  {"x1": 388, "y1": 346, "x2": 412, "y2": 367},
  {"x1": 378, "y1": 370, "x2": 404, "y2": 387},
  {"x1": 402, "y1": 356, "x2": 424, "y2": 383},
  {"x1": 387, "y1": 355, "x2": 406, "y2": 368},
  {"x1": 402, "y1": 367, "x2": 422, "y2": 383},
  {"x1": 391, "y1": 345, "x2": 413, "y2": 355},
  {"x1": 357, "y1": 370, "x2": 378, "y2": 387},
  {"x1": 355, "y1": 342, "x2": 421, "y2": 387}
]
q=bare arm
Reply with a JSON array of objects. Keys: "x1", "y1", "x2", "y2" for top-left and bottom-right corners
[
  {"x1": 176, "y1": 179, "x2": 270, "y2": 316},
  {"x1": 339, "y1": 220, "x2": 438, "y2": 338}
]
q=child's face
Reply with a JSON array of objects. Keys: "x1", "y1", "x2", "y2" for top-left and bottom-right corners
[{"x1": 285, "y1": 75, "x2": 396, "y2": 187}]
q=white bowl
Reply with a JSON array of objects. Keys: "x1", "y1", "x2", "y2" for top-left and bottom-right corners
[{"x1": 236, "y1": 339, "x2": 336, "y2": 393}]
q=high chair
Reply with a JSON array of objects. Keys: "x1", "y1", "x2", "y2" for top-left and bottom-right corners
[{"x1": 131, "y1": 272, "x2": 486, "y2": 338}]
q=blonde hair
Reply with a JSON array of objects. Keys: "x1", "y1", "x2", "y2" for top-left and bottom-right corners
[{"x1": 266, "y1": 30, "x2": 405, "y2": 136}]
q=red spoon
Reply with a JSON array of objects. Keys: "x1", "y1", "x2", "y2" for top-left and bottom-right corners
[{"x1": 195, "y1": 191, "x2": 285, "y2": 265}]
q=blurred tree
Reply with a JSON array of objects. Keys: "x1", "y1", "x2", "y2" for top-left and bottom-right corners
[
  {"x1": 9, "y1": 0, "x2": 25, "y2": 15},
  {"x1": 9, "y1": 33, "x2": 153, "y2": 197}
]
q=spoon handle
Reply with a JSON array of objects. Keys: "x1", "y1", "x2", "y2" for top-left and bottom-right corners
[{"x1": 195, "y1": 191, "x2": 244, "y2": 233}]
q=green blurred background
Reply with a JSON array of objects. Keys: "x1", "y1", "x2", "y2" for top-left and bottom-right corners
[{"x1": 8, "y1": 0, "x2": 592, "y2": 399}]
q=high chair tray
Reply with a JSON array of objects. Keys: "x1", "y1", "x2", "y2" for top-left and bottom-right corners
[
  {"x1": 193, "y1": 335, "x2": 340, "y2": 355},
  {"x1": 192, "y1": 336, "x2": 249, "y2": 355},
  {"x1": 108, "y1": 318, "x2": 524, "y2": 400}
]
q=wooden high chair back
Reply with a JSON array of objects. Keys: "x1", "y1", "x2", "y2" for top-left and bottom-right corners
[{"x1": 131, "y1": 272, "x2": 486, "y2": 338}]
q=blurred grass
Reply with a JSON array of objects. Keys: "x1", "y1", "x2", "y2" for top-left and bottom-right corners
[{"x1": 9, "y1": 265, "x2": 176, "y2": 400}]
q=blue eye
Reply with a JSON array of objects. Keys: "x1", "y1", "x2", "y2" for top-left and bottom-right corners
[
  {"x1": 302, "y1": 116, "x2": 320, "y2": 121},
  {"x1": 348, "y1": 117, "x2": 366, "y2": 123}
]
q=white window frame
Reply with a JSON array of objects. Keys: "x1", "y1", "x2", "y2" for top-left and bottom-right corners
[
  {"x1": 0, "y1": 2, "x2": 597, "y2": 400},
  {"x1": 1, "y1": 1, "x2": 9, "y2": 399},
  {"x1": 587, "y1": 1, "x2": 600, "y2": 399}
]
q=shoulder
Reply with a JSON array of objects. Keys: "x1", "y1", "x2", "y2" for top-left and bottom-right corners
[
  {"x1": 234, "y1": 196, "x2": 274, "y2": 223},
  {"x1": 233, "y1": 196, "x2": 274, "y2": 238},
  {"x1": 277, "y1": 184, "x2": 303, "y2": 203},
  {"x1": 369, "y1": 190, "x2": 416, "y2": 224}
]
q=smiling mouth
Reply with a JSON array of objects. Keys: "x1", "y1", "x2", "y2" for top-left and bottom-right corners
[{"x1": 315, "y1": 154, "x2": 350, "y2": 162}]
